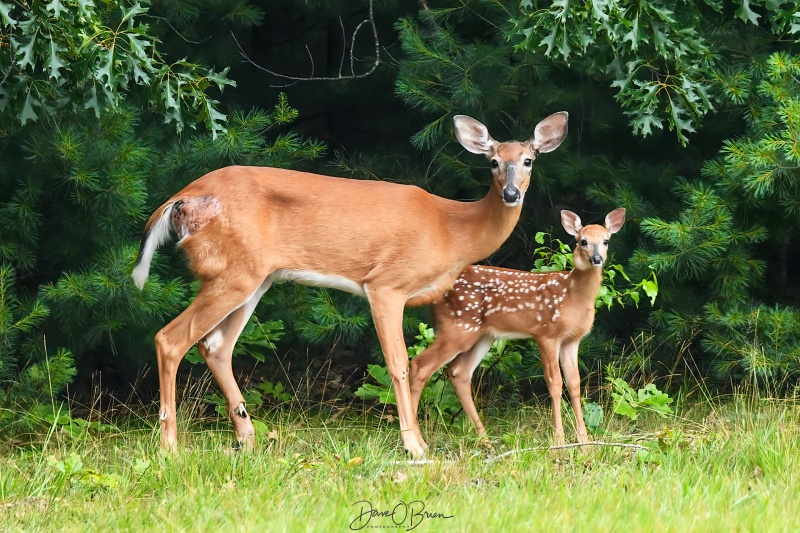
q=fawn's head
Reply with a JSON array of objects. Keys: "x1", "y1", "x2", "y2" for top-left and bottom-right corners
[
  {"x1": 561, "y1": 208, "x2": 626, "y2": 270},
  {"x1": 453, "y1": 112, "x2": 568, "y2": 207}
]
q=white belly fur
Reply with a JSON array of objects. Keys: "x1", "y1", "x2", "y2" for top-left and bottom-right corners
[
  {"x1": 490, "y1": 330, "x2": 534, "y2": 341},
  {"x1": 272, "y1": 269, "x2": 366, "y2": 297}
]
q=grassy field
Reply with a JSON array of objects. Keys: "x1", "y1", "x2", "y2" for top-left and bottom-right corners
[{"x1": 2, "y1": 386, "x2": 800, "y2": 532}]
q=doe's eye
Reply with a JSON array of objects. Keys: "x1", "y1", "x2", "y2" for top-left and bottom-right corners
[
  {"x1": 603, "y1": 240, "x2": 609, "y2": 246},
  {"x1": 523, "y1": 159, "x2": 532, "y2": 167},
  {"x1": 580, "y1": 239, "x2": 588, "y2": 247},
  {"x1": 490, "y1": 160, "x2": 499, "y2": 169}
]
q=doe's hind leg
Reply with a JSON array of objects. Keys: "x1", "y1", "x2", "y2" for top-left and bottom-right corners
[
  {"x1": 197, "y1": 279, "x2": 273, "y2": 449},
  {"x1": 155, "y1": 276, "x2": 264, "y2": 451}
]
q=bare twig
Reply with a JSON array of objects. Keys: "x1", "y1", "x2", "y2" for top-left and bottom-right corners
[
  {"x1": 231, "y1": 0, "x2": 380, "y2": 87},
  {"x1": 394, "y1": 459, "x2": 441, "y2": 465},
  {"x1": 338, "y1": 16, "x2": 347, "y2": 78},
  {"x1": 486, "y1": 441, "x2": 652, "y2": 463},
  {"x1": 149, "y1": 15, "x2": 211, "y2": 45},
  {"x1": 392, "y1": 441, "x2": 653, "y2": 466}
]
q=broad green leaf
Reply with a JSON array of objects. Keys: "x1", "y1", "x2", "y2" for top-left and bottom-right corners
[
  {"x1": 642, "y1": 278, "x2": 658, "y2": 305},
  {"x1": 0, "y1": 2, "x2": 16, "y2": 26},
  {"x1": 354, "y1": 383, "x2": 389, "y2": 403},
  {"x1": 366, "y1": 364, "x2": 392, "y2": 386},
  {"x1": 47, "y1": 39, "x2": 66, "y2": 79},
  {"x1": 46, "y1": 0, "x2": 68, "y2": 18},
  {"x1": 252, "y1": 419, "x2": 269, "y2": 435},
  {"x1": 612, "y1": 398, "x2": 638, "y2": 420},
  {"x1": 77, "y1": 0, "x2": 95, "y2": 17},
  {"x1": 127, "y1": 33, "x2": 151, "y2": 60},
  {"x1": 163, "y1": 107, "x2": 184, "y2": 132},
  {"x1": 14, "y1": 31, "x2": 38, "y2": 69},
  {"x1": 629, "y1": 290, "x2": 641, "y2": 306},
  {"x1": 120, "y1": 2, "x2": 148, "y2": 24},
  {"x1": 552, "y1": 0, "x2": 570, "y2": 23},
  {"x1": 637, "y1": 448, "x2": 661, "y2": 464},
  {"x1": 200, "y1": 97, "x2": 228, "y2": 139},
  {"x1": 206, "y1": 67, "x2": 236, "y2": 89},
  {"x1": 98, "y1": 48, "x2": 114, "y2": 87},
  {"x1": 84, "y1": 85, "x2": 100, "y2": 117},
  {"x1": 583, "y1": 401, "x2": 604, "y2": 432},
  {"x1": 631, "y1": 108, "x2": 662, "y2": 136},
  {"x1": 131, "y1": 60, "x2": 151, "y2": 84},
  {"x1": 559, "y1": 25, "x2": 573, "y2": 59},
  {"x1": 20, "y1": 92, "x2": 40, "y2": 125},
  {"x1": 163, "y1": 80, "x2": 178, "y2": 111},
  {"x1": 612, "y1": 263, "x2": 632, "y2": 282},
  {"x1": 184, "y1": 347, "x2": 204, "y2": 364},
  {"x1": 648, "y1": 3, "x2": 676, "y2": 23},
  {"x1": 590, "y1": 0, "x2": 610, "y2": 22},
  {"x1": 63, "y1": 453, "x2": 83, "y2": 475},
  {"x1": 242, "y1": 347, "x2": 265, "y2": 362},
  {"x1": 132, "y1": 459, "x2": 150, "y2": 477},
  {"x1": 735, "y1": 0, "x2": 761, "y2": 24},
  {"x1": 539, "y1": 27, "x2": 559, "y2": 56}
]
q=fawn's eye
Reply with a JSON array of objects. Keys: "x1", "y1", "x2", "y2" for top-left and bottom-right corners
[
  {"x1": 523, "y1": 159, "x2": 532, "y2": 167},
  {"x1": 490, "y1": 159, "x2": 499, "y2": 169},
  {"x1": 580, "y1": 239, "x2": 588, "y2": 247},
  {"x1": 603, "y1": 240, "x2": 609, "y2": 246}
]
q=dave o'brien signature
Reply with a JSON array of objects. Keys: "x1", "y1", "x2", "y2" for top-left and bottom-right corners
[{"x1": 349, "y1": 499, "x2": 454, "y2": 531}]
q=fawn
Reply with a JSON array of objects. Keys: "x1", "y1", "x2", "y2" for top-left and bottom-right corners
[{"x1": 409, "y1": 208, "x2": 625, "y2": 444}]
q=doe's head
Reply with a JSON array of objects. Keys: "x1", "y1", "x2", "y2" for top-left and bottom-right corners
[
  {"x1": 453, "y1": 112, "x2": 569, "y2": 207},
  {"x1": 561, "y1": 208, "x2": 626, "y2": 270}
]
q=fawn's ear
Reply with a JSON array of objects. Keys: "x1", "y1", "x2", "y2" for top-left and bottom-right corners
[
  {"x1": 453, "y1": 115, "x2": 496, "y2": 156},
  {"x1": 605, "y1": 208, "x2": 626, "y2": 235},
  {"x1": 561, "y1": 210, "x2": 582, "y2": 236}
]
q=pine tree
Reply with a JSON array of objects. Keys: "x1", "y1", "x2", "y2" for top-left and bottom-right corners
[{"x1": 634, "y1": 52, "x2": 800, "y2": 385}]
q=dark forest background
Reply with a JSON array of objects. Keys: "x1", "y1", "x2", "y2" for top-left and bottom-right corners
[{"x1": 2, "y1": 0, "x2": 799, "y2": 434}]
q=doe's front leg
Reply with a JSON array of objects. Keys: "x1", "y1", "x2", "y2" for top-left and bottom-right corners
[{"x1": 368, "y1": 289, "x2": 428, "y2": 458}]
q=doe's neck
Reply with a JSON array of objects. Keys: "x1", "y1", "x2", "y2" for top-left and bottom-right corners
[{"x1": 454, "y1": 184, "x2": 523, "y2": 261}]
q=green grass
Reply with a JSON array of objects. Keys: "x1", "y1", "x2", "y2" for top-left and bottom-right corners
[{"x1": 3, "y1": 391, "x2": 800, "y2": 532}]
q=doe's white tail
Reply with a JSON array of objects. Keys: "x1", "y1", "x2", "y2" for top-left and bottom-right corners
[{"x1": 132, "y1": 203, "x2": 175, "y2": 290}]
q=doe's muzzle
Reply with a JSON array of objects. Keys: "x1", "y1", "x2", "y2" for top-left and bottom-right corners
[{"x1": 502, "y1": 187, "x2": 521, "y2": 204}]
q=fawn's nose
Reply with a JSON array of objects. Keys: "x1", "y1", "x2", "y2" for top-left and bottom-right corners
[
  {"x1": 591, "y1": 255, "x2": 604, "y2": 266},
  {"x1": 502, "y1": 187, "x2": 521, "y2": 205}
]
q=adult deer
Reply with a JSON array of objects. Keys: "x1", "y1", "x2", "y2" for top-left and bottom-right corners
[
  {"x1": 409, "y1": 208, "x2": 626, "y2": 444},
  {"x1": 132, "y1": 112, "x2": 568, "y2": 457}
]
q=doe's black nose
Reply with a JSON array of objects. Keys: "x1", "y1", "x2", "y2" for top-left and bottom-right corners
[
  {"x1": 502, "y1": 187, "x2": 520, "y2": 204},
  {"x1": 591, "y1": 255, "x2": 604, "y2": 265}
]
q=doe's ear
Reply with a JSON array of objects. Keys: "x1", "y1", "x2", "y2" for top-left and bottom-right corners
[
  {"x1": 605, "y1": 208, "x2": 626, "y2": 235},
  {"x1": 453, "y1": 115, "x2": 496, "y2": 156},
  {"x1": 561, "y1": 210, "x2": 582, "y2": 236},
  {"x1": 530, "y1": 111, "x2": 569, "y2": 154}
]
